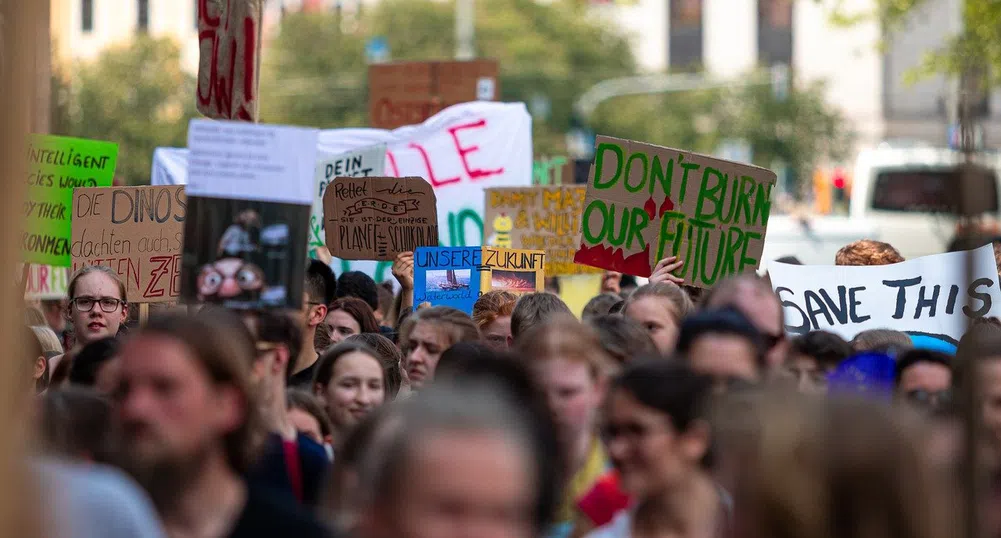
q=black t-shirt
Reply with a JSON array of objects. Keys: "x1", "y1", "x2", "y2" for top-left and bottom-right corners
[
  {"x1": 248, "y1": 432, "x2": 329, "y2": 508},
  {"x1": 228, "y1": 484, "x2": 330, "y2": 538},
  {"x1": 288, "y1": 360, "x2": 319, "y2": 391}
]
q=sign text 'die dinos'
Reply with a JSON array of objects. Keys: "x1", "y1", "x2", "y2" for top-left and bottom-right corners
[{"x1": 574, "y1": 136, "x2": 776, "y2": 287}]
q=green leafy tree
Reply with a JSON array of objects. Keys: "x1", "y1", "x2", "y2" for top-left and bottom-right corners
[
  {"x1": 825, "y1": 0, "x2": 1001, "y2": 86},
  {"x1": 52, "y1": 36, "x2": 198, "y2": 185},
  {"x1": 260, "y1": 0, "x2": 636, "y2": 155}
]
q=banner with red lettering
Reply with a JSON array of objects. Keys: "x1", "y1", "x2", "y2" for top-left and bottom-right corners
[
  {"x1": 196, "y1": 0, "x2": 263, "y2": 121},
  {"x1": 151, "y1": 101, "x2": 533, "y2": 281}
]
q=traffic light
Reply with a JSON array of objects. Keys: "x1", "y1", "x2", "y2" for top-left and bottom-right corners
[{"x1": 832, "y1": 168, "x2": 848, "y2": 205}]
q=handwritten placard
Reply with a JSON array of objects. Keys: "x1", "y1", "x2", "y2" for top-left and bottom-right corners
[
  {"x1": 24, "y1": 135, "x2": 118, "y2": 266},
  {"x1": 196, "y1": 0, "x2": 264, "y2": 121},
  {"x1": 324, "y1": 176, "x2": 438, "y2": 261},
  {"x1": 72, "y1": 186, "x2": 186, "y2": 303},
  {"x1": 414, "y1": 246, "x2": 545, "y2": 313},
  {"x1": 574, "y1": 136, "x2": 777, "y2": 287},
  {"x1": 310, "y1": 144, "x2": 387, "y2": 257},
  {"x1": 769, "y1": 245, "x2": 1001, "y2": 344},
  {"x1": 23, "y1": 264, "x2": 70, "y2": 300},
  {"x1": 368, "y1": 59, "x2": 499, "y2": 129},
  {"x1": 485, "y1": 186, "x2": 599, "y2": 276}
]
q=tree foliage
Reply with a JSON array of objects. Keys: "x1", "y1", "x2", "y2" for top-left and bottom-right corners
[
  {"x1": 825, "y1": 0, "x2": 1001, "y2": 87},
  {"x1": 262, "y1": 1, "x2": 851, "y2": 192},
  {"x1": 52, "y1": 36, "x2": 198, "y2": 185}
]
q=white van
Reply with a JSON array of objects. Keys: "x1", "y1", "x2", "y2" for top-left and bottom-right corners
[{"x1": 761, "y1": 144, "x2": 1001, "y2": 267}]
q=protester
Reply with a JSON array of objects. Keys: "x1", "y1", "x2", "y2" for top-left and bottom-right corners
[
  {"x1": 37, "y1": 387, "x2": 115, "y2": 463},
  {"x1": 30, "y1": 324, "x2": 63, "y2": 358},
  {"x1": 621, "y1": 282, "x2": 692, "y2": 355},
  {"x1": 324, "y1": 297, "x2": 380, "y2": 346},
  {"x1": 354, "y1": 381, "x2": 547, "y2": 538},
  {"x1": 472, "y1": 290, "x2": 517, "y2": 350},
  {"x1": 246, "y1": 310, "x2": 329, "y2": 508},
  {"x1": 676, "y1": 309, "x2": 765, "y2": 391},
  {"x1": 510, "y1": 292, "x2": 575, "y2": 345},
  {"x1": 600, "y1": 271, "x2": 623, "y2": 295},
  {"x1": 323, "y1": 405, "x2": 404, "y2": 535},
  {"x1": 518, "y1": 318, "x2": 614, "y2": 537},
  {"x1": 114, "y1": 311, "x2": 329, "y2": 537},
  {"x1": 343, "y1": 333, "x2": 405, "y2": 399},
  {"x1": 312, "y1": 342, "x2": 388, "y2": 448},
  {"x1": 336, "y1": 270, "x2": 379, "y2": 312},
  {"x1": 65, "y1": 266, "x2": 128, "y2": 349},
  {"x1": 954, "y1": 321, "x2": 1001, "y2": 455},
  {"x1": 375, "y1": 283, "x2": 394, "y2": 327},
  {"x1": 399, "y1": 306, "x2": 480, "y2": 390},
  {"x1": 895, "y1": 349, "x2": 953, "y2": 413},
  {"x1": 645, "y1": 256, "x2": 685, "y2": 286},
  {"x1": 785, "y1": 330, "x2": 853, "y2": 393},
  {"x1": 35, "y1": 459, "x2": 168, "y2": 538},
  {"x1": 582, "y1": 293, "x2": 622, "y2": 322},
  {"x1": 835, "y1": 239, "x2": 905, "y2": 266},
  {"x1": 719, "y1": 395, "x2": 953, "y2": 538},
  {"x1": 702, "y1": 275, "x2": 788, "y2": 368},
  {"x1": 25, "y1": 325, "x2": 49, "y2": 394},
  {"x1": 68, "y1": 337, "x2": 119, "y2": 393},
  {"x1": 39, "y1": 298, "x2": 68, "y2": 343},
  {"x1": 588, "y1": 361, "x2": 722, "y2": 538},
  {"x1": 391, "y1": 251, "x2": 415, "y2": 318},
  {"x1": 286, "y1": 389, "x2": 333, "y2": 454},
  {"x1": 289, "y1": 260, "x2": 337, "y2": 390},
  {"x1": 587, "y1": 314, "x2": 657, "y2": 367},
  {"x1": 314, "y1": 321, "x2": 333, "y2": 355},
  {"x1": 851, "y1": 328, "x2": 913, "y2": 355}
]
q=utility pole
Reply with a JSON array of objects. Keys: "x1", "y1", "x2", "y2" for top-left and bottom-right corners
[{"x1": 455, "y1": 0, "x2": 475, "y2": 60}]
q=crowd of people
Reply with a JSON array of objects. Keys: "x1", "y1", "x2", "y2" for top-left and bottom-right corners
[{"x1": 18, "y1": 238, "x2": 1001, "y2": 538}]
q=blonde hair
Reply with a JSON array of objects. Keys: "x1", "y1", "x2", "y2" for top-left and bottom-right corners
[
  {"x1": 717, "y1": 393, "x2": 954, "y2": 538},
  {"x1": 516, "y1": 318, "x2": 615, "y2": 378},
  {"x1": 624, "y1": 282, "x2": 693, "y2": 321},
  {"x1": 835, "y1": 239, "x2": 904, "y2": 266},
  {"x1": 29, "y1": 326, "x2": 62, "y2": 356},
  {"x1": 23, "y1": 307, "x2": 45, "y2": 326},
  {"x1": 399, "y1": 306, "x2": 480, "y2": 351}
]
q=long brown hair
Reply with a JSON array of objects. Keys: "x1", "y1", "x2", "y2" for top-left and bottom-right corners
[
  {"x1": 137, "y1": 311, "x2": 265, "y2": 474},
  {"x1": 328, "y1": 297, "x2": 380, "y2": 334},
  {"x1": 399, "y1": 306, "x2": 481, "y2": 352}
]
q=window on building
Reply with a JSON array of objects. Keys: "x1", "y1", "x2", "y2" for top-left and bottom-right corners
[
  {"x1": 81, "y1": 0, "x2": 94, "y2": 32},
  {"x1": 137, "y1": 0, "x2": 150, "y2": 32},
  {"x1": 758, "y1": 0, "x2": 793, "y2": 67},
  {"x1": 669, "y1": 0, "x2": 703, "y2": 70}
]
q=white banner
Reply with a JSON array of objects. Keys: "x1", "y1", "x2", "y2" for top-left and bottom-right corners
[
  {"x1": 769, "y1": 245, "x2": 1001, "y2": 344},
  {"x1": 311, "y1": 144, "x2": 387, "y2": 257},
  {"x1": 23, "y1": 264, "x2": 69, "y2": 300},
  {"x1": 153, "y1": 102, "x2": 533, "y2": 281}
]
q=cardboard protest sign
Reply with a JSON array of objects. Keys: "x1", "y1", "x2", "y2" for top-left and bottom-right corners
[
  {"x1": 574, "y1": 136, "x2": 776, "y2": 286},
  {"x1": 414, "y1": 246, "x2": 545, "y2": 313},
  {"x1": 23, "y1": 264, "x2": 70, "y2": 300},
  {"x1": 24, "y1": 135, "x2": 118, "y2": 266},
  {"x1": 71, "y1": 186, "x2": 186, "y2": 303},
  {"x1": 310, "y1": 144, "x2": 387, "y2": 257},
  {"x1": 324, "y1": 177, "x2": 438, "y2": 261},
  {"x1": 196, "y1": 0, "x2": 264, "y2": 121},
  {"x1": 369, "y1": 59, "x2": 499, "y2": 129},
  {"x1": 182, "y1": 120, "x2": 318, "y2": 309},
  {"x1": 768, "y1": 245, "x2": 1001, "y2": 344},
  {"x1": 484, "y1": 186, "x2": 600, "y2": 276},
  {"x1": 534, "y1": 156, "x2": 574, "y2": 185},
  {"x1": 151, "y1": 101, "x2": 533, "y2": 282}
]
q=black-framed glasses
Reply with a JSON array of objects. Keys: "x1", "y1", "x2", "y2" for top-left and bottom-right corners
[{"x1": 71, "y1": 296, "x2": 124, "y2": 313}]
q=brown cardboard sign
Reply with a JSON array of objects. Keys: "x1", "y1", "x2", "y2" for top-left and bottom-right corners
[
  {"x1": 71, "y1": 186, "x2": 186, "y2": 303},
  {"x1": 324, "y1": 177, "x2": 439, "y2": 260},
  {"x1": 484, "y1": 186, "x2": 600, "y2": 276},
  {"x1": 368, "y1": 59, "x2": 499, "y2": 129},
  {"x1": 573, "y1": 136, "x2": 777, "y2": 287},
  {"x1": 196, "y1": 0, "x2": 264, "y2": 121}
]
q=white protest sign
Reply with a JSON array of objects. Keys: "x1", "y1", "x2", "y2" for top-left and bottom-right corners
[
  {"x1": 310, "y1": 144, "x2": 387, "y2": 256},
  {"x1": 769, "y1": 245, "x2": 1001, "y2": 344},
  {"x1": 186, "y1": 119, "x2": 319, "y2": 205},
  {"x1": 152, "y1": 102, "x2": 532, "y2": 281},
  {"x1": 23, "y1": 264, "x2": 69, "y2": 300},
  {"x1": 316, "y1": 102, "x2": 532, "y2": 280}
]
